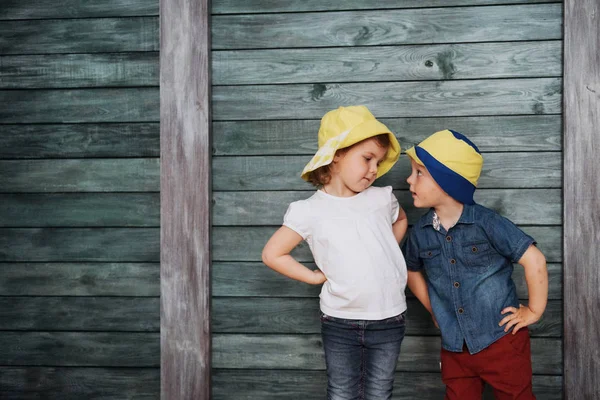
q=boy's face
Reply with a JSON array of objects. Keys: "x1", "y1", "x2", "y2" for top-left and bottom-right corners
[{"x1": 406, "y1": 158, "x2": 448, "y2": 208}]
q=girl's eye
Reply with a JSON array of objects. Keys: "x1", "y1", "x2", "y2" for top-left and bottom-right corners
[
  {"x1": 364, "y1": 157, "x2": 372, "y2": 162},
  {"x1": 417, "y1": 170, "x2": 423, "y2": 176}
]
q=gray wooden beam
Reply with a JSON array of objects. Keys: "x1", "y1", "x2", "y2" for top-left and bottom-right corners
[
  {"x1": 563, "y1": 0, "x2": 600, "y2": 398},
  {"x1": 160, "y1": 0, "x2": 211, "y2": 399}
]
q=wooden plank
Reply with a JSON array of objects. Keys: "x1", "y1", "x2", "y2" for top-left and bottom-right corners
[
  {"x1": 0, "y1": 367, "x2": 159, "y2": 400},
  {"x1": 212, "y1": 153, "x2": 561, "y2": 190},
  {"x1": 0, "y1": 1, "x2": 157, "y2": 19},
  {"x1": 160, "y1": 0, "x2": 211, "y2": 398},
  {"x1": 0, "y1": 17, "x2": 158, "y2": 55},
  {"x1": 0, "y1": 263, "x2": 159, "y2": 296},
  {"x1": 0, "y1": 228, "x2": 159, "y2": 262},
  {"x1": 0, "y1": 123, "x2": 159, "y2": 159},
  {"x1": 0, "y1": 193, "x2": 158, "y2": 227},
  {"x1": 212, "y1": 78, "x2": 562, "y2": 120},
  {"x1": 213, "y1": 0, "x2": 560, "y2": 14},
  {"x1": 563, "y1": 0, "x2": 600, "y2": 398},
  {"x1": 212, "y1": 334, "x2": 562, "y2": 374},
  {"x1": 214, "y1": 41, "x2": 562, "y2": 85},
  {"x1": 0, "y1": 159, "x2": 159, "y2": 193},
  {"x1": 0, "y1": 297, "x2": 158, "y2": 332},
  {"x1": 0, "y1": 193, "x2": 159, "y2": 227},
  {"x1": 0, "y1": 297, "x2": 558, "y2": 336},
  {"x1": 0, "y1": 332, "x2": 158, "y2": 366},
  {"x1": 213, "y1": 189, "x2": 561, "y2": 226},
  {"x1": 0, "y1": 53, "x2": 158, "y2": 89},
  {"x1": 212, "y1": 226, "x2": 561, "y2": 262},
  {"x1": 212, "y1": 4, "x2": 561, "y2": 49},
  {"x1": 212, "y1": 370, "x2": 562, "y2": 400},
  {"x1": 212, "y1": 298, "x2": 561, "y2": 337},
  {"x1": 0, "y1": 88, "x2": 158, "y2": 123},
  {"x1": 213, "y1": 115, "x2": 562, "y2": 155},
  {"x1": 213, "y1": 262, "x2": 563, "y2": 300}
]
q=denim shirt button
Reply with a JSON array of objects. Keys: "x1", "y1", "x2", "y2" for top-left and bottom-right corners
[
  {"x1": 450, "y1": 259, "x2": 456, "y2": 264},
  {"x1": 458, "y1": 308, "x2": 464, "y2": 314},
  {"x1": 446, "y1": 235, "x2": 452, "y2": 242},
  {"x1": 453, "y1": 281, "x2": 460, "y2": 288},
  {"x1": 472, "y1": 246, "x2": 478, "y2": 252}
]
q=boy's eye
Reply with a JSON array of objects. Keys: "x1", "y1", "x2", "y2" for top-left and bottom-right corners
[
  {"x1": 364, "y1": 157, "x2": 372, "y2": 161},
  {"x1": 417, "y1": 170, "x2": 423, "y2": 176}
]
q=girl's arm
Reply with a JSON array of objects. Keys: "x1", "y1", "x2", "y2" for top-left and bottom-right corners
[
  {"x1": 407, "y1": 270, "x2": 438, "y2": 328},
  {"x1": 262, "y1": 226, "x2": 326, "y2": 285},
  {"x1": 499, "y1": 244, "x2": 548, "y2": 334},
  {"x1": 392, "y1": 207, "x2": 408, "y2": 243}
]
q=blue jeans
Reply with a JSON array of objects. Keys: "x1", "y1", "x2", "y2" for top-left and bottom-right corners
[{"x1": 320, "y1": 312, "x2": 406, "y2": 400}]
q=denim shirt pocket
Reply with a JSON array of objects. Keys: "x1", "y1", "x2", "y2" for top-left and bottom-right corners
[
  {"x1": 461, "y1": 241, "x2": 493, "y2": 272},
  {"x1": 420, "y1": 247, "x2": 444, "y2": 280}
]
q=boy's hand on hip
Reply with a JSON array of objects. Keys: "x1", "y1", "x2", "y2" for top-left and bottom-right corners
[
  {"x1": 499, "y1": 304, "x2": 541, "y2": 334},
  {"x1": 310, "y1": 269, "x2": 327, "y2": 285}
]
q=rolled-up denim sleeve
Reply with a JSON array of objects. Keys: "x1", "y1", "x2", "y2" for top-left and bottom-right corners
[
  {"x1": 401, "y1": 228, "x2": 423, "y2": 271},
  {"x1": 485, "y1": 212, "x2": 536, "y2": 263}
]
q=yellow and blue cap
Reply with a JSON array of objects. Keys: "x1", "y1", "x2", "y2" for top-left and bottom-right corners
[{"x1": 406, "y1": 129, "x2": 483, "y2": 205}]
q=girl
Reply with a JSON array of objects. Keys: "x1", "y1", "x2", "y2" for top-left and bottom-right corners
[{"x1": 262, "y1": 105, "x2": 409, "y2": 399}]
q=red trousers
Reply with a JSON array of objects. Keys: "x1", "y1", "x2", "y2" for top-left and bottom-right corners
[{"x1": 440, "y1": 328, "x2": 535, "y2": 400}]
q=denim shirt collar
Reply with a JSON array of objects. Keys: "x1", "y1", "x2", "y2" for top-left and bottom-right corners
[{"x1": 418, "y1": 204, "x2": 476, "y2": 229}]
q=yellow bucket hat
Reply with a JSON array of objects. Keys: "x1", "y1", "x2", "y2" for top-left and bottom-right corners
[
  {"x1": 301, "y1": 105, "x2": 401, "y2": 181},
  {"x1": 406, "y1": 129, "x2": 483, "y2": 205}
]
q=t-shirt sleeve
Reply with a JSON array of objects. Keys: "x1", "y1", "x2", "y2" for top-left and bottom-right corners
[
  {"x1": 485, "y1": 211, "x2": 536, "y2": 263},
  {"x1": 401, "y1": 228, "x2": 423, "y2": 271},
  {"x1": 385, "y1": 186, "x2": 400, "y2": 224},
  {"x1": 282, "y1": 201, "x2": 310, "y2": 240}
]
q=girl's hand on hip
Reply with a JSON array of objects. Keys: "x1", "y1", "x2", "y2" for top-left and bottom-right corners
[
  {"x1": 310, "y1": 269, "x2": 327, "y2": 285},
  {"x1": 499, "y1": 304, "x2": 540, "y2": 334}
]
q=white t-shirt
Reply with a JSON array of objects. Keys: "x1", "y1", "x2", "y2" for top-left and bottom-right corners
[{"x1": 283, "y1": 185, "x2": 408, "y2": 320}]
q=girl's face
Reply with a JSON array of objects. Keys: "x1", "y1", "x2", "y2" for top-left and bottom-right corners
[
  {"x1": 330, "y1": 137, "x2": 388, "y2": 195},
  {"x1": 406, "y1": 158, "x2": 446, "y2": 208}
]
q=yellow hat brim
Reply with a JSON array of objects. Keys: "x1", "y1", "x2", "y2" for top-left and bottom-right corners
[{"x1": 301, "y1": 119, "x2": 401, "y2": 181}]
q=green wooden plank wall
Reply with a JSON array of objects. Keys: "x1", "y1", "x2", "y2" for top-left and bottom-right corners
[
  {"x1": 0, "y1": 0, "x2": 160, "y2": 398},
  {"x1": 209, "y1": 1, "x2": 563, "y2": 399},
  {"x1": 0, "y1": 0, "x2": 563, "y2": 398}
]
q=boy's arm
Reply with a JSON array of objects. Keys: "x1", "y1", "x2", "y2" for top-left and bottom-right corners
[
  {"x1": 499, "y1": 244, "x2": 548, "y2": 334},
  {"x1": 392, "y1": 207, "x2": 408, "y2": 243},
  {"x1": 407, "y1": 270, "x2": 438, "y2": 328},
  {"x1": 262, "y1": 226, "x2": 326, "y2": 285}
]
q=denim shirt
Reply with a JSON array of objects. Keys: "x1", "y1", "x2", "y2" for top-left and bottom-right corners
[{"x1": 402, "y1": 204, "x2": 535, "y2": 354}]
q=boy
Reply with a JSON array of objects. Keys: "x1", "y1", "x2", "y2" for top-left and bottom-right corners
[{"x1": 402, "y1": 129, "x2": 548, "y2": 400}]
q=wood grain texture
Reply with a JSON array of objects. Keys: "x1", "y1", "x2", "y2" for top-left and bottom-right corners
[
  {"x1": 0, "y1": 367, "x2": 159, "y2": 400},
  {"x1": 563, "y1": 0, "x2": 600, "y2": 398},
  {"x1": 213, "y1": 41, "x2": 562, "y2": 85},
  {"x1": 0, "y1": 88, "x2": 158, "y2": 123},
  {"x1": 213, "y1": 115, "x2": 562, "y2": 155},
  {"x1": 212, "y1": 334, "x2": 562, "y2": 374},
  {"x1": 0, "y1": 159, "x2": 159, "y2": 192},
  {"x1": 0, "y1": 123, "x2": 159, "y2": 159},
  {"x1": 0, "y1": 53, "x2": 158, "y2": 89},
  {"x1": 212, "y1": 4, "x2": 562, "y2": 49},
  {"x1": 212, "y1": 370, "x2": 561, "y2": 400},
  {"x1": 212, "y1": 298, "x2": 562, "y2": 337},
  {"x1": 160, "y1": 0, "x2": 211, "y2": 398},
  {"x1": 0, "y1": 297, "x2": 159, "y2": 331},
  {"x1": 0, "y1": 0, "x2": 158, "y2": 19},
  {"x1": 213, "y1": 189, "x2": 561, "y2": 226},
  {"x1": 0, "y1": 17, "x2": 158, "y2": 55},
  {"x1": 213, "y1": 262, "x2": 563, "y2": 300},
  {"x1": 0, "y1": 228, "x2": 159, "y2": 262},
  {"x1": 213, "y1": 78, "x2": 562, "y2": 120},
  {"x1": 0, "y1": 332, "x2": 159, "y2": 366},
  {"x1": 0, "y1": 193, "x2": 159, "y2": 227},
  {"x1": 212, "y1": 153, "x2": 561, "y2": 190},
  {"x1": 212, "y1": 226, "x2": 562, "y2": 262},
  {"x1": 0, "y1": 263, "x2": 159, "y2": 296},
  {"x1": 212, "y1": 0, "x2": 560, "y2": 14}
]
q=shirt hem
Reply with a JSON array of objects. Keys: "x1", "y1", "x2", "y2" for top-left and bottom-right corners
[{"x1": 320, "y1": 303, "x2": 407, "y2": 321}]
